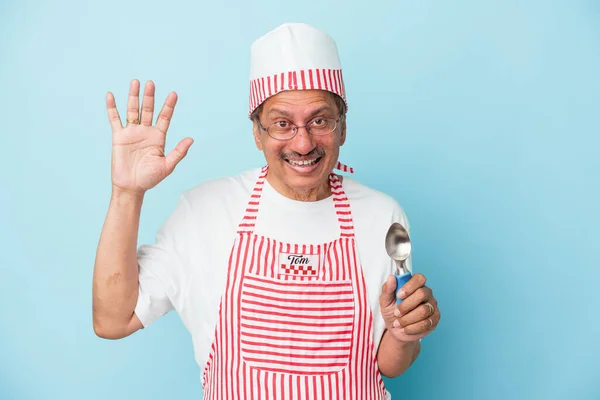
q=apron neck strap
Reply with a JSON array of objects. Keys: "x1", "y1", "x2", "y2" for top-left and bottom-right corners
[{"x1": 237, "y1": 164, "x2": 356, "y2": 237}]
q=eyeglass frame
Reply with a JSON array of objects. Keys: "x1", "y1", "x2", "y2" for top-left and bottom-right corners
[{"x1": 256, "y1": 116, "x2": 344, "y2": 141}]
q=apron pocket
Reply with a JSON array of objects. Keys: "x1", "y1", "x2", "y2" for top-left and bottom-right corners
[{"x1": 239, "y1": 274, "x2": 355, "y2": 375}]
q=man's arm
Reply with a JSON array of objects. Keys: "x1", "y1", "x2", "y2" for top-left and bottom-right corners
[
  {"x1": 92, "y1": 79, "x2": 192, "y2": 339},
  {"x1": 377, "y1": 329, "x2": 421, "y2": 377},
  {"x1": 92, "y1": 189, "x2": 144, "y2": 339},
  {"x1": 377, "y1": 274, "x2": 440, "y2": 376}
]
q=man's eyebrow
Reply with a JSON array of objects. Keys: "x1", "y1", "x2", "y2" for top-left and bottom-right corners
[
  {"x1": 267, "y1": 108, "x2": 293, "y2": 118},
  {"x1": 267, "y1": 106, "x2": 335, "y2": 119},
  {"x1": 308, "y1": 106, "x2": 335, "y2": 118}
]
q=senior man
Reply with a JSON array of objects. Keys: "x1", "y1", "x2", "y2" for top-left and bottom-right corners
[{"x1": 93, "y1": 22, "x2": 440, "y2": 399}]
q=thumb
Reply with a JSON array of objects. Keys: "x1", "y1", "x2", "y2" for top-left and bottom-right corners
[
  {"x1": 379, "y1": 275, "x2": 397, "y2": 308},
  {"x1": 165, "y1": 137, "x2": 194, "y2": 174}
]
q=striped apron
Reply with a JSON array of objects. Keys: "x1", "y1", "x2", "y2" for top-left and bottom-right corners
[{"x1": 202, "y1": 165, "x2": 388, "y2": 399}]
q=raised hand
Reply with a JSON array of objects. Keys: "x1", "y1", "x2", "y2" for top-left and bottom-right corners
[{"x1": 106, "y1": 79, "x2": 193, "y2": 195}]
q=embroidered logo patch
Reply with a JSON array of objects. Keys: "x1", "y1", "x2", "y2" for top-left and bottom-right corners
[{"x1": 278, "y1": 252, "x2": 320, "y2": 277}]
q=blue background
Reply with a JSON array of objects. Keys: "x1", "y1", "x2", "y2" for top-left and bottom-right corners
[{"x1": 1, "y1": 0, "x2": 599, "y2": 399}]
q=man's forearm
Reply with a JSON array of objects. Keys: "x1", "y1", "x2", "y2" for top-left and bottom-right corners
[
  {"x1": 92, "y1": 189, "x2": 144, "y2": 339},
  {"x1": 377, "y1": 330, "x2": 421, "y2": 377}
]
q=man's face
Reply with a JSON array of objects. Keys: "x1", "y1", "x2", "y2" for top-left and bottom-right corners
[{"x1": 253, "y1": 90, "x2": 346, "y2": 200}]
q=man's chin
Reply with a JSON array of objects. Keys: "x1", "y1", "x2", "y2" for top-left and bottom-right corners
[{"x1": 282, "y1": 164, "x2": 333, "y2": 191}]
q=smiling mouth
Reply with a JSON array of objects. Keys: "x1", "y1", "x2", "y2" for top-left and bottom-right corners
[{"x1": 285, "y1": 157, "x2": 322, "y2": 167}]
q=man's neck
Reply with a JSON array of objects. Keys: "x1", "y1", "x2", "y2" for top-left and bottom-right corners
[{"x1": 266, "y1": 175, "x2": 331, "y2": 202}]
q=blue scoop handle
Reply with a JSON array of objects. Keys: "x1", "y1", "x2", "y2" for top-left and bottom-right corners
[{"x1": 395, "y1": 272, "x2": 412, "y2": 304}]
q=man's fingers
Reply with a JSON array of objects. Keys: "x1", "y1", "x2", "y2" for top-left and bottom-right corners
[
  {"x1": 381, "y1": 275, "x2": 396, "y2": 294},
  {"x1": 140, "y1": 81, "x2": 155, "y2": 126},
  {"x1": 165, "y1": 137, "x2": 194, "y2": 174},
  {"x1": 126, "y1": 79, "x2": 140, "y2": 125},
  {"x1": 156, "y1": 92, "x2": 178, "y2": 134},
  {"x1": 379, "y1": 275, "x2": 398, "y2": 306},
  {"x1": 398, "y1": 299, "x2": 437, "y2": 327},
  {"x1": 401, "y1": 309, "x2": 440, "y2": 335},
  {"x1": 398, "y1": 286, "x2": 432, "y2": 315},
  {"x1": 106, "y1": 92, "x2": 123, "y2": 131},
  {"x1": 398, "y1": 273, "x2": 426, "y2": 297}
]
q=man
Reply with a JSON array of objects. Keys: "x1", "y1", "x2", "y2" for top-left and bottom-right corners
[{"x1": 93, "y1": 23, "x2": 440, "y2": 399}]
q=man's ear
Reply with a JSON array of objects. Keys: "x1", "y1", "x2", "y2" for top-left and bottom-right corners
[
  {"x1": 339, "y1": 118, "x2": 347, "y2": 146},
  {"x1": 252, "y1": 120, "x2": 264, "y2": 151}
]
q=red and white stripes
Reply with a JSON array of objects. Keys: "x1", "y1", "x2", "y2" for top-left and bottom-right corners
[
  {"x1": 202, "y1": 167, "x2": 387, "y2": 399},
  {"x1": 249, "y1": 68, "x2": 347, "y2": 116},
  {"x1": 237, "y1": 166, "x2": 268, "y2": 234},
  {"x1": 335, "y1": 161, "x2": 354, "y2": 174},
  {"x1": 240, "y1": 275, "x2": 355, "y2": 375}
]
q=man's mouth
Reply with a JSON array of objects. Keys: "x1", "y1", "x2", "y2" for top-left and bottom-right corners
[{"x1": 286, "y1": 157, "x2": 322, "y2": 167}]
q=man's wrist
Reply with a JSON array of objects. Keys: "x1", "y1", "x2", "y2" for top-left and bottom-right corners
[
  {"x1": 387, "y1": 330, "x2": 422, "y2": 348},
  {"x1": 111, "y1": 186, "x2": 145, "y2": 207}
]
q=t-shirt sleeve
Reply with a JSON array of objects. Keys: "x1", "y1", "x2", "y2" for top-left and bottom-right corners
[{"x1": 134, "y1": 195, "x2": 193, "y2": 328}]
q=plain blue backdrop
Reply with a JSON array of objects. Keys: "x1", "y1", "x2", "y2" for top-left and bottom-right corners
[{"x1": 1, "y1": 0, "x2": 599, "y2": 399}]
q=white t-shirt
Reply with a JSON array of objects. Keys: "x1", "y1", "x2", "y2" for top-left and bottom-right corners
[{"x1": 135, "y1": 167, "x2": 412, "y2": 373}]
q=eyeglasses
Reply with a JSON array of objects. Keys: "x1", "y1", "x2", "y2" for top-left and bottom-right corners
[{"x1": 257, "y1": 117, "x2": 341, "y2": 141}]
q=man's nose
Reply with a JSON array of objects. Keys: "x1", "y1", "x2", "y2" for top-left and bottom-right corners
[{"x1": 289, "y1": 127, "x2": 316, "y2": 154}]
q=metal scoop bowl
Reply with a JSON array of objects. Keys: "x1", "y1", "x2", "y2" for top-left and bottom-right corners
[{"x1": 385, "y1": 222, "x2": 412, "y2": 304}]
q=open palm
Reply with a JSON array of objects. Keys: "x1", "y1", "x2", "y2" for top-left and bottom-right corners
[{"x1": 106, "y1": 79, "x2": 193, "y2": 194}]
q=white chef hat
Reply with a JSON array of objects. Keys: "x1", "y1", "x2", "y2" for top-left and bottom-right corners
[{"x1": 248, "y1": 23, "x2": 348, "y2": 117}]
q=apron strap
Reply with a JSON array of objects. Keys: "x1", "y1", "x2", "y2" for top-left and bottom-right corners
[
  {"x1": 335, "y1": 161, "x2": 354, "y2": 174},
  {"x1": 237, "y1": 165, "x2": 269, "y2": 234},
  {"x1": 329, "y1": 173, "x2": 356, "y2": 238}
]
